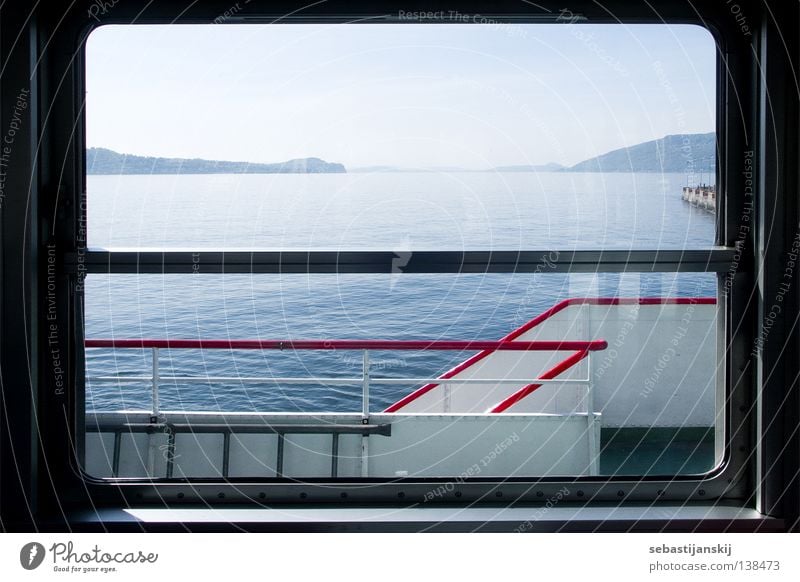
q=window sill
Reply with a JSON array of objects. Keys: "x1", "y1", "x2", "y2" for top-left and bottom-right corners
[{"x1": 64, "y1": 503, "x2": 782, "y2": 532}]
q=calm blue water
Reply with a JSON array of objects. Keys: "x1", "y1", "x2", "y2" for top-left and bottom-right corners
[{"x1": 85, "y1": 172, "x2": 716, "y2": 412}]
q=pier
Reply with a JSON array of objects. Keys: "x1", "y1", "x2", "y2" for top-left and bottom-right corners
[{"x1": 682, "y1": 184, "x2": 716, "y2": 212}]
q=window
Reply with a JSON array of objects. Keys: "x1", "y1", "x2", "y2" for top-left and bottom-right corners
[
  {"x1": 3, "y1": 0, "x2": 795, "y2": 532},
  {"x1": 80, "y1": 21, "x2": 731, "y2": 493}
]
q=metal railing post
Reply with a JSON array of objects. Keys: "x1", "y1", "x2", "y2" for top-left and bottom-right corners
[
  {"x1": 586, "y1": 351, "x2": 599, "y2": 476},
  {"x1": 577, "y1": 304, "x2": 598, "y2": 475},
  {"x1": 361, "y1": 349, "x2": 370, "y2": 477},
  {"x1": 152, "y1": 347, "x2": 160, "y2": 418},
  {"x1": 361, "y1": 349, "x2": 370, "y2": 419},
  {"x1": 146, "y1": 347, "x2": 162, "y2": 475}
]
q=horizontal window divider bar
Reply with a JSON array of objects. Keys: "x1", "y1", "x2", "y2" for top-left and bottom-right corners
[
  {"x1": 69, "y1": 249, "x2": 735, "y2": 274},
  {"x1": 226, "y1": 14, "x2": 584, "y2": 24}
]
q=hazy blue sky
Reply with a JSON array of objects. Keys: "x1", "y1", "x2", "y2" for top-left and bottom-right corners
[{"x1": 86, "y1": 23, "x2": 715, "y2": 169}]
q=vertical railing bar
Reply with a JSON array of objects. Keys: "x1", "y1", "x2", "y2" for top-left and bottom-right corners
[
  {"x1": 361, "y1": 349, "x2": 370, "y2": 419},
  {"x1": 276, "y1": 433, "x2": 285, "y2": 478},
  {"x1": 586, "y1": 351, "x2": 599, "y2": 476},
  {"x1": 112, "y1": 430, "x2": 122, "y2": 478},
  {"x1": 222, "y1": 431, "x2": 231, "y2": 478},
  {"x1": 331, "y1": 433, "x2": 339, "y2": 478},
  {"x1": 361, "y1": 350, "x2": 370, "y2": 477},
  {"x1": 575, "y1": 307, "x2": 598, "y2": 476},
  {"x1": 152, "y1": 347, "x2": 160, "y2": 417}
]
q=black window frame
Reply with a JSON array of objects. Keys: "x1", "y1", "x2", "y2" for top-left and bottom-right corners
[{"x1": 1, "y1": 0, "x2": 797, "y2": 532}]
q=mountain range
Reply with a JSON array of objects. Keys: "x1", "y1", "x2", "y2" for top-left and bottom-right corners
[
  {"x1": 87, "y1": 148, "x2": 346, "y2": 174},
  {"x1": 88, "y1": 132, "x2": 716, "y2": 175},
  {"x1": 350, "y1": 133, "x2": 715, "y2": 174},
  {"x1": 564, "y1": 132, "x2": 715, "y2": 173}
]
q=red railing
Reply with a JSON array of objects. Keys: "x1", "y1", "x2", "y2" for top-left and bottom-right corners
[
  {"x1": 85, "y1": 296, "x2": 715, "y2": 415},
  {"x1": 385, "y1": 296, "x2": 716, "y2": 413},
  {"x1": 84, "y1": 339, "x2": 606, "y2": 351},
  {"x1": 487, "y1": 349, "x2": 591, "y2": 413},
  {"x1": 84, "y1": 338, "x2": 607, "y2": 416}
]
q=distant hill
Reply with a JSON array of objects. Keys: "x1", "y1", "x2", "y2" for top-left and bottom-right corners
[
  {"x1": 87, "y1": 147, "x2": 346, "y2": 174},
  {"x1": 89, "y1": 133, "x2": 715, "y2": 175},
  {"x1": 567, "y1": 133, "x2": 716, "y2": 173}
]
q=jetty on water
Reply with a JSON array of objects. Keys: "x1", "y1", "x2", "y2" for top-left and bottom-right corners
[{"x1": 682, "y1": 184, "x2": 716, "y2": 212}]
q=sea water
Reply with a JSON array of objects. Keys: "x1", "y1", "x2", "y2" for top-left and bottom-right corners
[{"x1": 85, "y1": 171, "x2": 715, "y2": 412}]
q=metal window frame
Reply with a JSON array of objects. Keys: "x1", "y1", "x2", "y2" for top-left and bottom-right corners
[
  {"x1": 70, "y1": 12, "x2": 742, "y2": 503},
  {"x1": 2, "y1": 0, "x2": 796, "y2": 532}
]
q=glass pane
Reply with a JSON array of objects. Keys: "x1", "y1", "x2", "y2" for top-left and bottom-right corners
[
  {"x1": 84, "y1": 272, "x2": 719, "y2": 478},
  {"x1": 86, "y1": 23, "x2": 716, "y2": 251}
]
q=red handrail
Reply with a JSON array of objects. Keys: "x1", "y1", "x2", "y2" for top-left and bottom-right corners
[
  {"x1": 85, "y1": 297, "x2": 714, "y2": 415},
  {"x1": 84, "y1": 338, "x2": 607, "y2": 351},
  {"x1": 384, "y1": 296, "x2": 716, "y2": 413},
  {"x1": 488, "y1": 350, "x2": 590, "y2": 413}
]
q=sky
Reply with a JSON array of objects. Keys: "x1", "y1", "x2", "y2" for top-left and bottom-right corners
[{"x1": 86, "y1": 23, "x2": 716, "y2": 169}]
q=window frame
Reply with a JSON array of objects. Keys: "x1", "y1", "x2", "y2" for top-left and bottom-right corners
[
  {"x1": 2, "y1": 0, "x2": 796, "y2": 532},
  {"x1": 74, "y1": 15, "x2": 740, "y2": 501}
]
